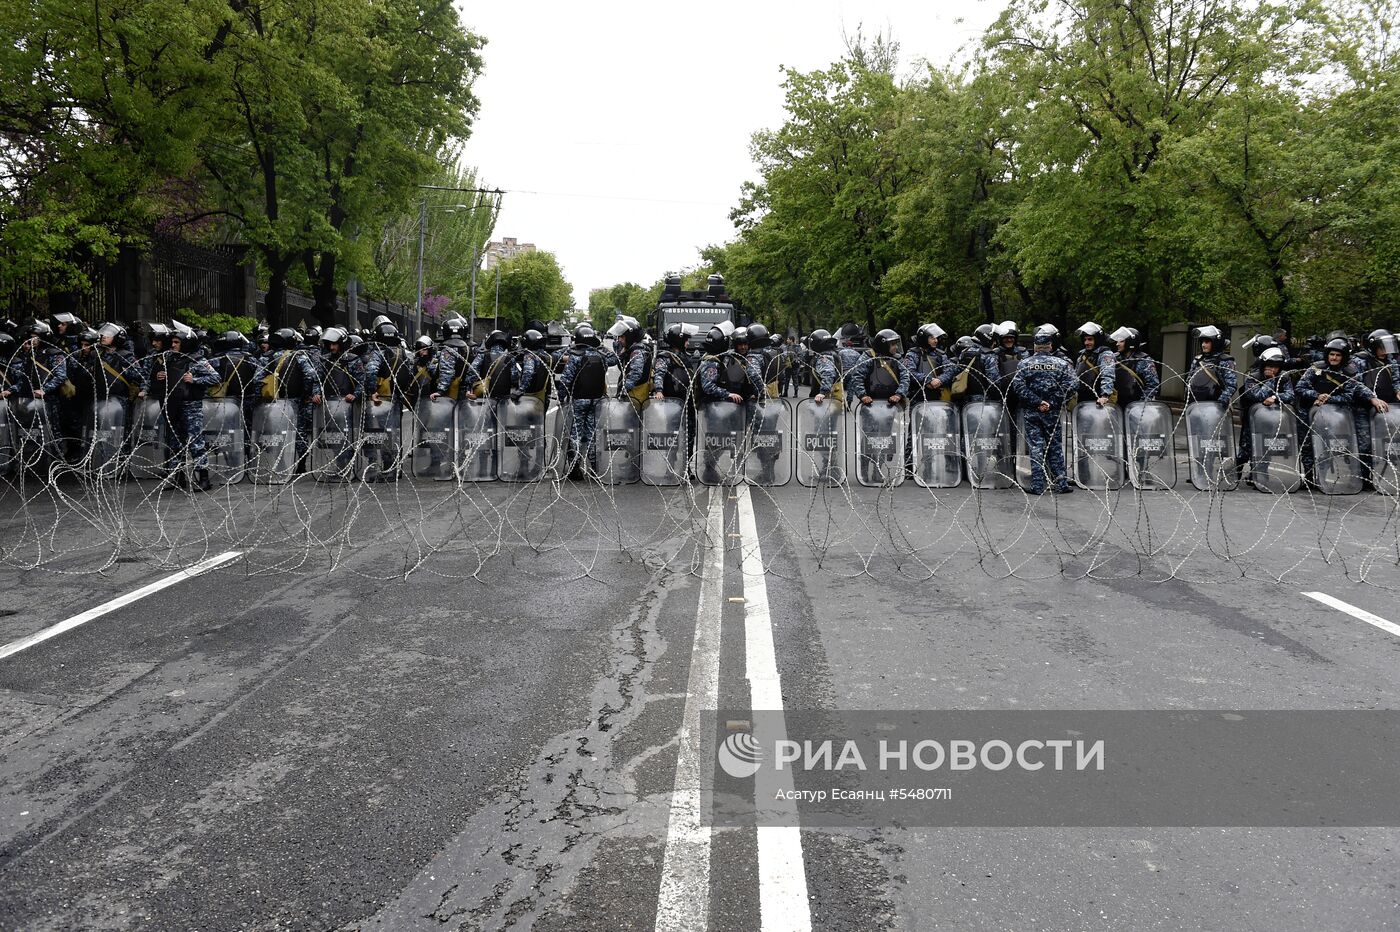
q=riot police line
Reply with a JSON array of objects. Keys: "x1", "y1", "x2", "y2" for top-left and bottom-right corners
[{"x1": 1, "y1": 313, "x2": 1397, "y2": 497}]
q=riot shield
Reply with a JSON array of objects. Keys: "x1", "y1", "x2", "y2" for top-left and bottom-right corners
[
  {"x1": 362, "y1": 400, "x2": 403, "y2": 482},
  {"x1": 128, "y1": 398, "x2": 167, "y2": 480},
  {"x1": 544, "y1": 399, "x2": 572, "y2": 481},
  {"x1": 1071, "y1": 404, "x2": 1125, "y2": 491},
  {"x1": 201, "y1": 397, "x2": 245, "y2": 486},
  {"x1": 409, "y1": 397, "x2": 455, "y2": 481},
  {"x1": 0, "y1": 401, "x2": 15, "y2": 479},
  {"x1": 455, "y1": 397, "x2": 497, "y2": 482},
  {"x1": 911, "y1": 401, "x2": 961, "y2": 488},
  {"x1": 695, "y1": 401, "x2": 745, "y2": 486},
  {"x1": 1308, "y1": 405, "x2": 1363, "y2": 495},
  {"x1": 744, "y1": 398, "x2": 792, "y2": 487},
  {"x1": 12, "y1": 398, "x2": 57, "y2": 476},
  {"x1": 854, "y1": 402, "x2": 906, "y2": 488},
  {"x1": 86, "y1": 399, "x2": 127, "y2": 479},
  {"x1": 1016, "y1": 408, "x2": 1072, "y2": 488},
  {"x1": 641, "y1": 397, "x2": 688, "y2": 487},
  {"x1": 497, "y1": 396, "x2": 546, "y2": 482},
  {"x1": 1371, "y1": 409, "x2": 1400, "y2": 495},
  {"x1": 596, "y1": 397, "x2": 641, "y2": 484},
  {"x1": 311, "y1": 399, "x2": 360, "y2": 482},
  {"x1": 963, "y1": 401, "x2": 1014, "y2": 490},
  {"x1": 249, "y1": 398, "x2": 298, "y2": 484},
  {"x1": 795, "y1": 399, "x2": 846, "y2": 487},
  {"x1": 1124, "y1": 401, "x2": 1176, "y2": 490},
  {"x1": 1184, "y1": 401, "x2": 1238, "y2": 491},
  {"x1": 1247, "y1": 404, "x2": 1301, "y2": 494}
]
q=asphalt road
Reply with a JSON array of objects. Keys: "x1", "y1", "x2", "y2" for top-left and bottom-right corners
[{"x1": 1, "y1": 476, "x2": 1399, "y2": 931}]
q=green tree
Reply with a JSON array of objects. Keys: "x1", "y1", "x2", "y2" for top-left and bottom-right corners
[{"x1": 491, "y1": 250, "x2": 573, "y2": 333}]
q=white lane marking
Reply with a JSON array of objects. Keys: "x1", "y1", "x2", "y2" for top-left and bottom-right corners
[
  {"x1": 736, "y1": 485, "x2": 812, "y2": 932},
  {"x1": 1303, "y1": 592, "x2": 1400, "y2": 640},
  {"x1": 655, "y1": 490, "x2": 726, "y2": 932},
  {"x1": 0, "y1": 551, "x2": 244, "y2": 661}
]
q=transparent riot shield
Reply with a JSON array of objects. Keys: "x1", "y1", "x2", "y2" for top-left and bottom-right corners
[
  {"x1": 128, "y1": 398, "x2": 167, "y2": 480},
  {"x1": 695, "y1": 401, "x2": 746, "y2": 486},
  {"x1": 1371, "y1": 409, "x2": 1400, "y2": 495},
  {"x1": 641, "y1": 397, "x2": 687, "y2": 487},
  {"x1": 12, "y1": 398, "x2": 57, "y2": 476},
  {"x1": 795, "y1": 398, "x2": 846, "y2": 486},
  {"x1": 911, "y1": 401, "x2": 961, "y2": 488},
  {"x1": 455, "y1": 397, "x2": 497, "y2": 482},
  {"x1": 362, "y1": 400, "x2": 403, "y2": 482},
  {"x1": 311, "y1": 399, "x2": 360, "y2": 482},
  {"x1": 201, "y1": 397, "x2": 245, "y2": 486},
  {"x1": 1184, "y1": 401, "x2": 1238, "y2": 492},
  {"x1": 410, "y1": 397, "x2": 456, "y2": 481},
  {"x1": 498, "y1": 396, "x2": 546, "y2": 482},
  {"x1": 963, "y1": 401, "x2": 1014, "y2": 490},
  {"x1": 249, "y1": 398, "x2": 298, "y2": 484},
  {"x1": 596, "y1": 397, "x2": 642, "y2": 484},
  {"x1": 1124, "y1": 401, "x2": 1176, "y2": 490},
  {"x1": 1308, "y1": 404, "x2": 1363, "y2": 495},
  {"x1": 86, "y1": 399, "x2": 128, "y2": 479},
  {"x1": 1247, "y1": 404, "x2": 1301, "y2": 494},
  {"x1": 745, "y1": 398, "x2": 792, "y2": 487},
  {"x1": 0, "y1": 401, "x2": 15, "y2": 479},
  {"x1": 544, "y1": 399, "x2": 572, "y2": 481},
  {"x1": 854, "y1": 402, "x2": 906, "y2": 488},
  {"x1": 1071, "y1": 403, "x2": 1125, "y2": 491}
]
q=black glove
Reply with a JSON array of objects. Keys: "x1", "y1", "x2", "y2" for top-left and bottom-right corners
[{"x1": 510, "y1": 389, "x2": 523, "y2": 402}]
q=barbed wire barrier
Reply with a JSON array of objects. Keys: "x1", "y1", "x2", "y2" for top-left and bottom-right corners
[{"x1": 1, "y1": 359, "x2": 1397, "y2": 592}]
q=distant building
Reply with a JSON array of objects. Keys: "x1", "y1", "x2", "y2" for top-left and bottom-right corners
[{"x1": 483, "y1": 237, "x2": 536, "y2": 270}]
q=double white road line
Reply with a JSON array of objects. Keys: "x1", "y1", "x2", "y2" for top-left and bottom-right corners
[{"x1": 656, "y1": 487, "x2": 811, "y2": 932}]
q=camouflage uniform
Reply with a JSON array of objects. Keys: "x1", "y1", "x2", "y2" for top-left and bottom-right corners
[
  {"x1": 902, "y1": 345, "x2": 955, "y2": 403},
  {"x1": 250, "y1": 349, "x2": 324, "y2": 464},
  {"x1": 556, "y1": 345, "x2": 617, "y2": 475},
  {"x1": 1010, "y1": 350, "x2": 1077, "y2": 493},
  {"x1": 141, "y1": 351, "x2": 221, "y2": 470}
]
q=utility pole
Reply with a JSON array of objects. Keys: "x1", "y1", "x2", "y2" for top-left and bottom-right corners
[
  {"x1": 468, "y1": 244, "x2": 480, "y2": 340},
  {"x1": 493, "y1": 264, "x2": 501, "y2": 331},
  {"x1": 414, "y1": 199, "x2": 427, "y2": 337}
]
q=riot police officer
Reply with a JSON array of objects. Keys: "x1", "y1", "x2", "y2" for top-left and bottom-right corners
[
  {"x1": 555, "y1": 323, "x2": 616, "y2": 478},
  {"x1": 651, "y1": 323, "x2": 699, "y2": 402},
  {"x1": 982, "y1": 321, "x2": 1027, "y2": 403},
  {"x1": 1296, "y1": 338, "x2": 1389, "y2": 485},
  {"x1": 140, "y1": 324, "x2": 220, "y2": 489},
  {"x1": 1185, "y1": 326, "x2": 1238, "y2": 408},
  {"x1": 1073, "y1": 322, "x2": 1117, "y2": 407},
  {"x1": 250, "y1": 327, "x2": 324, "y2": 469},
  {"x1": 1108, "y1": 326, "x2": 1160, "y2": 404},
  {"x1": 695, "y1": 326, "x2": 762, "y2": 483},
  {"x1": 846, "y1": 329, "x2": 910, "y2": 406},
  {"x1": 903, "y1": 323, "x2": 954, "y2": 403},
  {"x1": 1011, "y1": 328, "x2": 1077, "y2": 494},
  {"x1": 1236, "y1": 347, "x2": 1296, "y2": 481},
  {"x1": 607, "y1": 316, "x2": 652, "y2": 409}
]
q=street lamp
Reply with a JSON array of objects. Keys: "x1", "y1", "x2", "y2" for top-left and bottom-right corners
[{"x1": 415, "y1": 184, "x2": 503, "y2": 337}]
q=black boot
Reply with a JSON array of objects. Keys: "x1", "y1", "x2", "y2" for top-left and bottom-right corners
[{"x1": 194, "y1": 468, "x2": 212, "y2": 492}]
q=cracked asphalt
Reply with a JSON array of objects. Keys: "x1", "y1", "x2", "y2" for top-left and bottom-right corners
[{"x1": 1, "y1": 478, "x2": 1399, "y2": 930}]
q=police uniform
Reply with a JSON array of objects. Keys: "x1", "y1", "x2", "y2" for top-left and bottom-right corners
[
  {"x1": 556, "y1": 344, "x2": 617, "y2": 475},
  {"x1": 902, "y1": 345, "x2": 955, "y2": 403},
  {"x1": 141, "y1": 350, "x2": 221, "y2": 473},
  {"x1": 1010, "y1": 351, "x2": 1076, "y2": 493},
  {"x1": 251, "y1": 349, "x2": 324, "y2": 465}
]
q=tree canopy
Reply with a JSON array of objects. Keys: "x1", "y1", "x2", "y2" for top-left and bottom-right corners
[{"x1": 715, "y1": 0, "x2": 1400, "y2": 345}]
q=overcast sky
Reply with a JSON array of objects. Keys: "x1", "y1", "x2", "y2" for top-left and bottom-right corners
[{"x1": 454, "y1": 1, "x2": 1002, "y2": 308}]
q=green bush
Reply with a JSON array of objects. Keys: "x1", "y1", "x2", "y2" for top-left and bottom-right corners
[{"x1": 171, "y1": 308, "x2": 259, "y2": 336}]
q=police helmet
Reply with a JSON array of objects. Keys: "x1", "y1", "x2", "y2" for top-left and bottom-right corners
[
  {"x1": 371, "y1": 314, "x2": 391, "y2": 330},
  {"x1": 1108, "y1": 325, "x2": 1136, "y2": 349},
  {"x1": 731, "y1": 326, "x2": 751, "y2": 348},
  {"x1": 574, "y1": 323, "x2": 602, "y2": 348},
  {"x1": 414, "y1": 335, "x2": 434, "y2": 352},
  {"x1": 916, "y1": 323, "x2": 946, "y2": 348},
  {"x1": 1075, "y1": 321, "x2": 1106, "y2": 347},
  {"x1": 703, "y1": 326, "x2": 731, "y2": 355},
  {"x1": 269, "y1": 327, "x2": 300, "y2": 350},
  {"x1": 1323, "y1": 337, "x2": 1351, "y2": 363},
  {"x1": 808, "y1": 328, "x2": 837, "y2": 353},
  {"x1": 97, "y1": 322, "x2": 127, "y2": 347},
  {"x1": 747, "y1": 323, "x2": 771, "y2": 348},
  {"x1": 973, "y1": 323, "x2": 996, "y2": 349},
  {"x1": 1258, "y1": 347, "x2": 1287, "y2": 367},
  {"x1": 346, "y1": 333, "x2": 366, "y2": 354},
  {"x1": 441, "y1": 316, "x2": 469, "y2": 341},
  {"x1": 1367, "y1": 329, "x2": 1397, "y2": 356},
  {"x1": 995, "y1": 320, "x2": 1018, "y2": 341},
  {"x1": 320, "y1": 327, "x2": 348, "y2": 349},
  {"x1": 485, "y1": 329, "x2": 510, "y2": 349},
  {"x1": 373, "y1": 320, "x2": 400, "y2": 344},
  {"x1": 606, "y1": 316, "x2": 643, "y2": 344},
  {"x1": 0, "y1": 332, "x2": 15, "y2": 355},
  {"x1": 1193, "y1": 325, "x2": 1224, "y2": 350},
  {"x1": 1242, "y1": 333, "x2": 1277, "y2": 354},
  {"x1": 522, "y1": 329, "x2": 546, "y2": 351},
  {"x1": 664, "y1": 322, "x2": 698, "y2": 350},
  {"x1": 52, "y1": 312, "x2": 81, "y2": 329},
  {"x1": 1033, "y1": 327, "x2": 1057, "y2": 347},
  {"x1": 214, "y1": 330, "x2": 247, "y2": 353},
  {"x1": 952, "y1": 335, "x2": 977, "y2": 355},
  {"x1": 78, "y1": 327, "x2": 99, "y2": 344},
  {"x1": 25, "y1": 319, "x2": 53, "y2": 339},
  {"x1": 873, "y1": 328, "x2": 901, "y2": 355}
]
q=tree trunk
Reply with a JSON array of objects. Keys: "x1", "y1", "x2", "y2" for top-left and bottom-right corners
[
  {"x1": 263, "y1": 253, "x2": 296, "y2": 329},
  {"x1": 312, "y1": 251, "x2": 339, "y2": 328}
]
